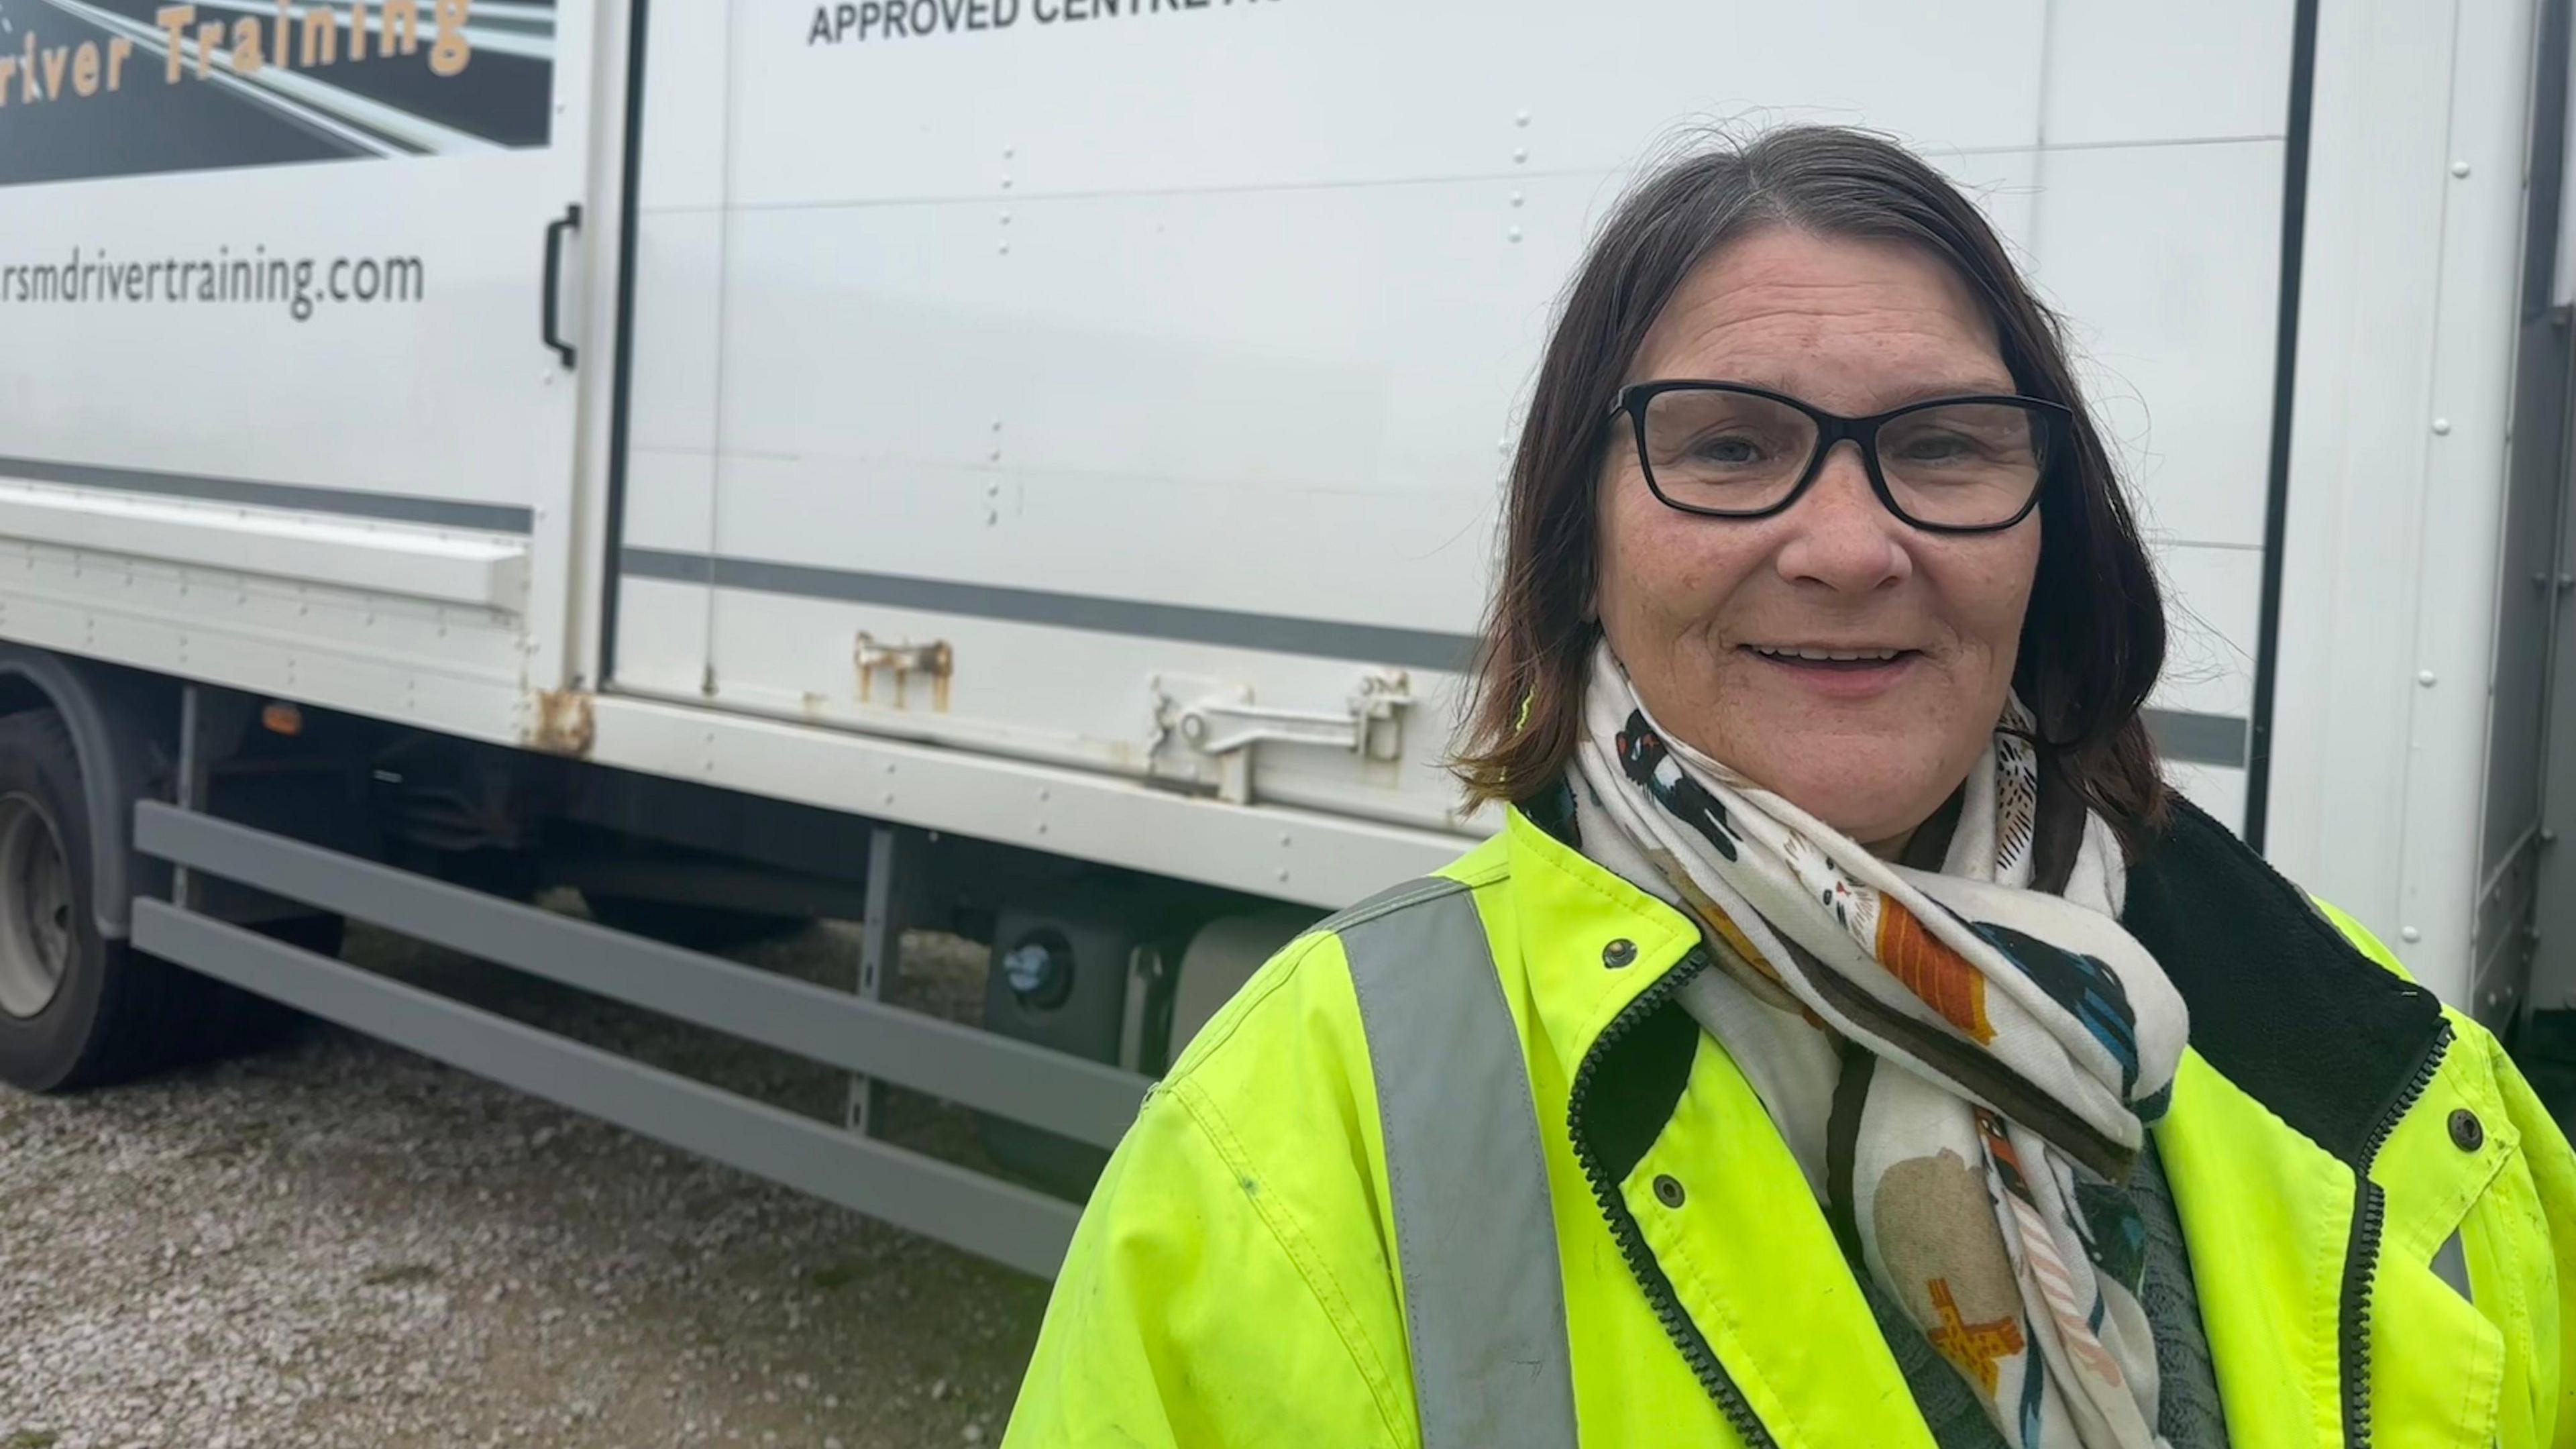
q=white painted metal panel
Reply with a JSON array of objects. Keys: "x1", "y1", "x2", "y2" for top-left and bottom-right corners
[
  {"x1": 0, "y1": 28, "x2": 593, "y2": 520},
  {"x1": 0, "y1": 0, "x2": 606, "y2": 744},
  {"x1": 631, "y1": 0, "x2": 727, "y2": 213},
  {"x1": 2363, "y1": 0, "x2": 2533, "y2": 1007},
  {"x1": 588, "y1": 691, "x2": 1468, "y2": 911},
  {"x1": 617, "y1": 0, "x2": 2299, "y2": 849},
  {"x1": 610, "y1": 575, "x2": 712, "y2": 702},
  {"x1": 694, "y1": 177, "x2": 1559, "y2": 627},
  {"x1": 0, "y1": 539, "x2": 527, "y2": 742},
  {"x1": 0, "y1": 160, "x2": 572, "y2": 517},
  {"x1": 2153, "y1": 541, "x2": 2261, "y2": 725},
  {"x1": 2039, "y1": 1, "x2": 2298, "y2": 147},
  {"x1": 2270, "y1": 0, "x2": 2539, "y2": 1004},
  {"x1": 0, "y1": 480, "x2": 529, "y2": 608},
  {"x1": 625, "y1": 209, "x2": 727, "y2": 468},
  {"x1": 620, "y1": 447, "x2": 717, "y2": 555},
  {"x1": 735, "y1": 0, "x2": 2050, "y2": 205},
  {"x1": 2025, "y1": 140, "x2": 2288, "y2": 550},
  {"x1": 692, "y1": 586, "x2": 1474, "y2": 832}
]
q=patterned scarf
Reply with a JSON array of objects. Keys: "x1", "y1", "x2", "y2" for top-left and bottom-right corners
[{"x1": 1570, "y1": 643, "x2": 2189, "y2": 1449}]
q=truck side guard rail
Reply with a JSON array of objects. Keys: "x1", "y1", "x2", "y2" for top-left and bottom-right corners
[{"x1": 132, "y1": 800, "x2": 1148, "y2": 1277}]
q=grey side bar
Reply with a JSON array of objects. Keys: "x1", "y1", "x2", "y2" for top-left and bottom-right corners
[
  {"x1": 1338, "y1": 880, "x2": 1577, "y2": 1449},
  {"x1": 621, "y1": 546, "x2": 1479, "y2": 673},
  {"x1": 133, "y1": 902, "x2": 1079, "y2": 1277},
  {"x1": 0, "y1": 453, "x2": 533, "y2": 533},
  {"x1": 133, "y1": 802, "x2": 1148, "y2": 1148}
]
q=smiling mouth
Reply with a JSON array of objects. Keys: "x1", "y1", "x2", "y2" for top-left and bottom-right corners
[{"x1": 1744, "y1": 645, "x2": 1919, "y2": 671}]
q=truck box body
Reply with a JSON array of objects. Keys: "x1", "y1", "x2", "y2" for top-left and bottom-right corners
[{"x1": 0, "y1": 0, "x2": 2567, "y2": 1269}]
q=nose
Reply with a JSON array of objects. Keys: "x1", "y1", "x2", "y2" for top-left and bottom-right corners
[{"x1": 1772, "y1": 441, "x2": 1911, "y2": 593}]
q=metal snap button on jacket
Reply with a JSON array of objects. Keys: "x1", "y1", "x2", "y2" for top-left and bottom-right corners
[{"x1": 2450, "y1": 1108, "x2": 2485, "y2": 1152}]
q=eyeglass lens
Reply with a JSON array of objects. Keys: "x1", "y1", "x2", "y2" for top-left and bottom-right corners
[{"x1": 1638, "y1": 388, "x2": 2049, "y2": 528}]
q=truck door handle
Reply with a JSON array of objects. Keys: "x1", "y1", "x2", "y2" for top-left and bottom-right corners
[{"x1": 541, "y1": 203, "x2": 581, "y2": 368}]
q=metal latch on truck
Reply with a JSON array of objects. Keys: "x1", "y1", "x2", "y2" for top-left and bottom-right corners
[{"x1": 1150, "y1": 669, "x2": 1414, "y2": 804}]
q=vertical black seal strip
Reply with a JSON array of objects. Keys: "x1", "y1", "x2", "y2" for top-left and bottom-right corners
[
  {"x1": 598, "y1": 0, "x2": 655, "y2": 685},
  {"x1": 2244, "y1": 0, "x2": 2322, "y2": 851}
]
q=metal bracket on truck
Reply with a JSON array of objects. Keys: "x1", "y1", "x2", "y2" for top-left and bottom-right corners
[{"x1": 1152, "y1": 670, "x2": 1413, "y2": 804}]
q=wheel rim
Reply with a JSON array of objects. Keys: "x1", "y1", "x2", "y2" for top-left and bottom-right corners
[{"x1": 0, "y1": 794, "x2": 74, "y2": 1020}]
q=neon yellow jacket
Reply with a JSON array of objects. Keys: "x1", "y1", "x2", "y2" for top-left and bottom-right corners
[{"x1": 1006, "y1": 798, "x2": 2576, "y2": 1447}]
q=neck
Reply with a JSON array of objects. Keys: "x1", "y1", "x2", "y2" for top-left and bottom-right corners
[{"x1": 1876, "y1": 788, "x2": 1969, "y2": 870}]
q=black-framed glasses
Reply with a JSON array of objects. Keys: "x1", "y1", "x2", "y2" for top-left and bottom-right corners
[{"x1": 1609, "y1": 380, "x2": 2072, "y2": 533}]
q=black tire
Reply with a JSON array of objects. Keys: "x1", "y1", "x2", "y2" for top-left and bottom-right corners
[
  {"x1": 0, "y1": 709, "x2": 336, "y2": 1092},
  {"x1": 0, "y1": 709, "x2": 178, "y2": 1090},
  {"x1": 581, "y1": 892, "x2": 804, "y2": 951}
]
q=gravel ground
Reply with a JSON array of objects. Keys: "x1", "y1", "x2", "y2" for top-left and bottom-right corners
[{"x1": 0, "y1": 913, "x2": 1055, "y2": 1449}]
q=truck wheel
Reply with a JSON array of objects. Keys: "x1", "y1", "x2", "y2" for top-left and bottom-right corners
[
  {"x1": 0, "y1": 709, "x2": 168, "y2": 1090},
  {"x1": 0, "y1": 709, "x2": 326, "y2": 1092}
]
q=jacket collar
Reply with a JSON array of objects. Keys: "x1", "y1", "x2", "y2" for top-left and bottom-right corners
[
  {"x1": 2121, "y1": 797, "x2": 2449, "y2": 1169},
  {"x1": 1505, "y1": 784, "x2": 2452, "y2": 1173},
  {"x1": 1497, "y1": 792, "x2": 1703, "y2": 1106}
]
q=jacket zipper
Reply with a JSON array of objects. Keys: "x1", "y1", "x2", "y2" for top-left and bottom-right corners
[
  {"x1": 2338, "y1": 1018, "x2": 2451, "y2": 1449},
  {"x1": 1565, "y1": 947, "x2": 1782, "y2": 1449}
]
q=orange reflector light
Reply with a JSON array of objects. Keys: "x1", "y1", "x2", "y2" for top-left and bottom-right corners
[{"x1": 260, "y1": 702, "x2": 304, "y2": 736}]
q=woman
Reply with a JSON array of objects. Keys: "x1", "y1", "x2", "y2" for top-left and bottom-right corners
[{"x1": 1004, "y1": 126, "x2": 2576, "y2": 1448}]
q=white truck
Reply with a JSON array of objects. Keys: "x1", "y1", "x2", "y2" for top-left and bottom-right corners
[{"x1": 0, "y1": 0, "x2": 2565, "y2": 1275}]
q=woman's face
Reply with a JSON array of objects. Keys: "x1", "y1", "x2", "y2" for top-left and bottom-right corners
[{"x1": 1593, "y1": 227, "x2": 2042, "y2": 850}]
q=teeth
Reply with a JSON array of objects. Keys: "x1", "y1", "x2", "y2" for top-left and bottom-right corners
[{"x1": 1754, "y1": 646, "x2": 1902, "y2": 662}]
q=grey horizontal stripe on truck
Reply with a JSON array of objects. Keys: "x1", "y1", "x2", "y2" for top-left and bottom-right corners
[
  {"x1": 2143, "y1": 708, "x2": 2247, "y2": 769},
  {"x1": 0, "y1": 455, "x2": 534, "y2": 534},
  {"x1": 620, "y1": 546, "x2": 1481, "y2": 672},
  {"x1": 621, "y1": 547, "x2": 2249, "y2": 765}
]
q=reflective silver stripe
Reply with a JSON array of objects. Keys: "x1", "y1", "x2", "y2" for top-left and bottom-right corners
[
  {"x1": 1336, "y1": 877, "x2": 1578, "y2": 1449},
  {"x1": 2431, "y1": 1228, "x2": 2471, "y2": 1302}
]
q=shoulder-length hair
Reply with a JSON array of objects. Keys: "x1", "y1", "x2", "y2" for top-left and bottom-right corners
[{"x1": 1453, "y1": 125, "x2": 2169, "y2": 847}]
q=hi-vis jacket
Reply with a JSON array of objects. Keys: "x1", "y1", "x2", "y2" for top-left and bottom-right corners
[{"x1": 1005, "y1": 795, "x2": 2576, "y2": 1448}]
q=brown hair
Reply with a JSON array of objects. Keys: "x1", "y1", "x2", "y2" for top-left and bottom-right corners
[{"x1": 1452, "y1": 125, "x2": 2170, "y2": 847}]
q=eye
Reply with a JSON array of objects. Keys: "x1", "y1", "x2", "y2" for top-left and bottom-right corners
[
  {"x1": 1894, "y1": 429, "x2": 1977, "y2": 464},
  {"x1": 1686, "y1": 431, "x2": 1772, "y2": 466}
]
